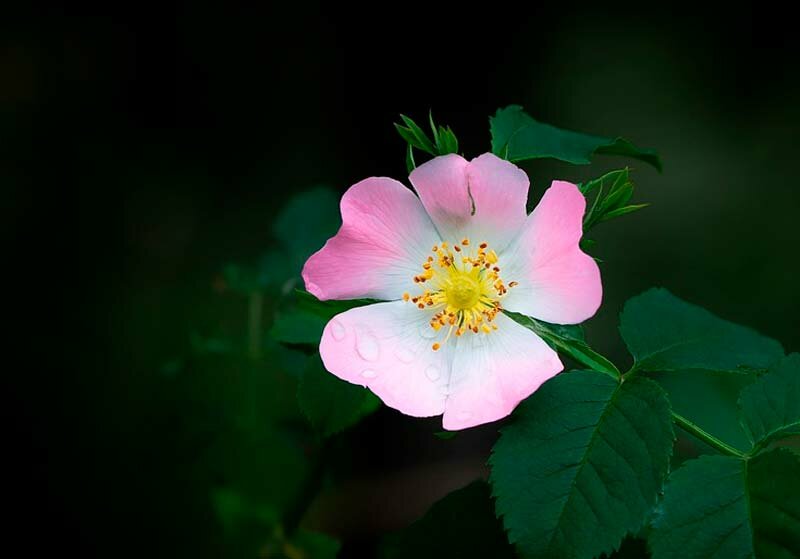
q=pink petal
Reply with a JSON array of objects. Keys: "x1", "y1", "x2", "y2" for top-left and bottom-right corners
[
  {"x1": 500, "y1": 181, "x2": 602, "y2": 324},
  {"x1": 302, "y1": 177, "x2": 441, "y2": 301},
  {"x1": 409, "y1": 153, "x2": 529, "y2": 251},
  {"x1": 442, "y1": 313, "x2": 563, "y2": 430},
  {"x1": 319, "y1": 301, "x2": 452, "y2": 417}
]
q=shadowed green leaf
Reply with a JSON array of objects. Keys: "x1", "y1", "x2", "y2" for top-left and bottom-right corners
[
  {"x1": 620, "y1": 288, "x2": 784, "y2": 374},
  {"x1": 270, "y1": 309, "x2": 327, "y2": 345},
  {"x1": 298, "y1": 355, "x2": 380, "y2": 437},
  {"x1": 385, "y1": 481, "x2": 515, "y2": 559},
  {"x1": 739, "y1": 353, "x2": 800, "y2": 452},
  {"x1": 490, "y1": 105, "x2": 661, "y2": 171},
  {"x1": 490, "y1": 371, "x2": 673, "y2": 559},
  {"x1": 649, "y1": 449, "x2": 800, "y2": 558},
  {"x1": 273, "y1": 187, "x2": 341, "y2": 275},
  {"x1": 295, "y1": 289, "x2": 377, "y2": 319}
]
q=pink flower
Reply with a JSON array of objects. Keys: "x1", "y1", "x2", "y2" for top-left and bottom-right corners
[{"x1": 302, "y1": 154, "x2": 602, "y2": 430}]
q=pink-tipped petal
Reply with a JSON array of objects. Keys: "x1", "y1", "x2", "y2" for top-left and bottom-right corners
[
  {"x1": 442, "y1": 313, "x2": 563, "y2": 430},
  {"x1": 500, "y1": 181, "x2": 602, "y2": 324},
  {"x1": 302, "y1": 177, "x2": 441, "y2": 301},
  {"x1": 409, "y1": 153, "x2": 529, "y2": 251},
  {"x1": 319, "y1": 301, "x2": 452, "y2": 417}
]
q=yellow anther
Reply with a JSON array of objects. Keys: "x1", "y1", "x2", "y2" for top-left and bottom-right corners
[{"x1": 408, "y1": 239, "x2": 518, "y2": 350}]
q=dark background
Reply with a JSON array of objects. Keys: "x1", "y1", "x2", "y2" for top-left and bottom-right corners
[{"x1": 6, "y1": 4, "x2": 799, "y2": 557}]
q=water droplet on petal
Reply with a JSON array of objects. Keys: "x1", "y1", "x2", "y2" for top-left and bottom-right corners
[
  {"x1": 330, "y1": 320, "x2": 345, "y2": 341},
  {"x1": 355, "y1": 328, "x2": 380, "y2": 362},
  {"x1": 395, "y1": 348, "x2": 415, "y2": 363},
  {"x1": 425, "y1": 365, "x2": 440, "y2": 381},
  {"x1": 362, "y1": 369, "x2": 378, "y2": 379}
]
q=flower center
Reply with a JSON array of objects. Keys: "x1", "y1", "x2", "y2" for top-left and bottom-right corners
[
  {"x1": 403, "y1": 238, "x2": 518, "y2": 351},
  {"x1": 446, "y1": 274, "x2": 481, "y2": 309}
]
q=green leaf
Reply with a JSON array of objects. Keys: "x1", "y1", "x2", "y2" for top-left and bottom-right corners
[
  {"x1": 295, "y1": 288, "x2": 377, "y2": 319},
  {"x1": 598, "y1": 203, "x2": 649, "y2": 222},
  {"x1": 405, "y1": 142, "x2": 416, "y2": 174},
  {"x1": 273, "y1": 187, "x2": 342, "y2": 274},
  {"x1": 428, "y1": 110, "x2": 440, "y2": 146},
  {"x1": 298, "y1": 355, "x2": 380, "y2": 437},
  {"x1": 386, "y1": 481, "x2": 515, "y2": 559},
  {"x1": 739, "y1": 353, "x2": 800, "y2": 452},
  {"x1": 505, "y1": 310, "x2": 621, "y2": 378},
  {"x1": 490, "y1": 371, "x2": 673, "y2": 559},
  {"x1": 399, "y1": 114, "x2": 437, "y2": 154},
  {"x1": 490, "y1": 105, "x2": 662, "y2": 171},
  {"x1": 579, "y1": 168, "x2": 629, "y2": 196},
  {"x1": 395, "y1": 123, "x2": 425, "y2": 151},
  {"x1": 649, "y1": 448, "x2": 800, "y2": 558},
  {"x1": 437, "y1": 126, "x2": 459, "y2": 154},
  {"x1": 620, "y1": 288, "x2": 784, "y2": 374},
  {"x1": 270, "y1": 309, "x2": 327, "y2": 345}
]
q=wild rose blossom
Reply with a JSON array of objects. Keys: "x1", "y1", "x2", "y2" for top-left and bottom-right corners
[{"x1": 302, "y1": 153, "x2": 601, "y2": 430}]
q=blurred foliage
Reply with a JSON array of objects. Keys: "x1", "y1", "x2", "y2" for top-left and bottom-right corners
[
  {"x1": 382, "y1": 481, "x2": 515, "y2": 559},
  {"x1": 298, "y1": 355, "x2": 381, "y2": 438}
]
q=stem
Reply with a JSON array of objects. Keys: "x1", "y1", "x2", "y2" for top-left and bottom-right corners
[
  {"x1": 672, "y1": 412, "x2": 746, "y2": 458},
  {"x1": 247, "y1": 290, "x2": 263, "y2": 360}
]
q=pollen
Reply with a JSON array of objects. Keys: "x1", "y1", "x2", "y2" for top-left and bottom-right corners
[{"x1": 403, "y1": 239, "x2": 517, "y2": 350}]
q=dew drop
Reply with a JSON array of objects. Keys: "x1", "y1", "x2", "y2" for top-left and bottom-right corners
[
  {"x1": 395, "y1": 348, "x2": 415, "y2": 363},
  {"x1": 361, "y1": 369, "x2": 378, "y2": 379},
  {"x1": 330, "y1": 320, "x2": 345, "y2": 341},
  {"x1": 425, "y1": 365, "x2": 440, "y2": 381},
  {"x1": 355, "y1": 329, "x2": 380, "y2": 362}
]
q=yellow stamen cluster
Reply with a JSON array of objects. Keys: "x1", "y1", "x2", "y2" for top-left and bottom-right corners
[{"x1": 403, "y1": 238, "x2": 518, "y2": 350}]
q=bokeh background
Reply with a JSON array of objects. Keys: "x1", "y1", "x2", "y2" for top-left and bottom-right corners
[{"x1": 7, "y1": 4, "x2": 799, "y2": 557}]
